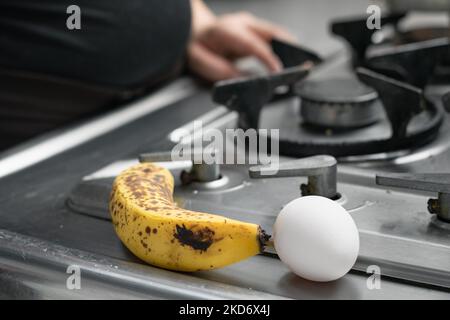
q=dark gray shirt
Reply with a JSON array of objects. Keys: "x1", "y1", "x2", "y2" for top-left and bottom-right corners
[{"x1": 0, "y1": 0, "x2": 192, "y2": 88}]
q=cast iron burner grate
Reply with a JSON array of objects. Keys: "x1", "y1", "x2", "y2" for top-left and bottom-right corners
[
  {"x1": 212, "y1": 38, "x2": 448, "y2": 159},
  {"x1": 331, "y1": 13, "x2": 450, "y2": 85}
]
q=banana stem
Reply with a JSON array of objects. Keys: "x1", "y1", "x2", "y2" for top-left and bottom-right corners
[{"x1": 264, "y1": 238, "x2": 275, "y2": 249}]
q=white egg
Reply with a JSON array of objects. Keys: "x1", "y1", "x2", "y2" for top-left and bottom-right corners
[{"x1": 273, "y1": 196, "x2": 359, "y2": 282}]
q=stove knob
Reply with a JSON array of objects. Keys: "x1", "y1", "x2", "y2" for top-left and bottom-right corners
[
  {"x1": 139, "y1": 149, "x2": 221, "y2": 184},
  {"x1": 376, "y1": 173, "x2": 450, "y2": 223},
  {"x1": 248, "y1": 155, "x2": 339, "y2": 200}
]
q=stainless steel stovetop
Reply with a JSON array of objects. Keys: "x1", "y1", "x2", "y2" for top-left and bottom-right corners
[
  {"x1": 1, "y1": 81, "x2": 449, "y2": 300},
  {"x1": 0, "y1": 0, "x2": 449, "y2": 300},
  {"x1": 68, "y1": 85, "x2": 450, "y2": 290}
]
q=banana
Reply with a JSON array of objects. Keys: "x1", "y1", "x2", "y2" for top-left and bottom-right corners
[{"x1": 110, "y1": 163, "x2": 269, "y2": 272}]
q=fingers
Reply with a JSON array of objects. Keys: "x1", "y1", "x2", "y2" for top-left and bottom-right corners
[
  {"x1": 187, "y1": 42, "x2": 241, "y2": 82},
  {"x1": 244, "y1": 32, "x2": 283, "y2": 72},
  {"x1": 244, "y1": 15, "x2": 298, "y2": 44},
  {"x1": 213, "y1": 26, "x2": 282, "y2": 72},
  {"x1": 188, "y1": 11, "x2": 297, "y2": 82}
]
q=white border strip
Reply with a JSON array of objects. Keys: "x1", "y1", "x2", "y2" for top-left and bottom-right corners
[{"x1": 0, "y1": 78, "x2": 197, "y2": 178}]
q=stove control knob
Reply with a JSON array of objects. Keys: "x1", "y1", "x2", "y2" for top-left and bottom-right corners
[
  {"x1": 249, "y1": 155, "x2": 338, "y2": 200},
  {"x1": 139, "y1": 149, "x2": 221, "y2": 184},
  {"x1": 376, "y1": 173, "x2": 450, "y2": 223}
]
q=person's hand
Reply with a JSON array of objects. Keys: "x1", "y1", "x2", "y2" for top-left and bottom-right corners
[{"x1": 188, "y1": 1, "x2": 297, "y2": 82}]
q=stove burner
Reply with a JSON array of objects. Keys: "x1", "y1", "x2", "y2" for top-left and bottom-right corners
[
  {"x1": 213, "y1": 65, "x2": 444, "y2": 158},
  {"x1": 366, "y1": 38, "x2": 450, "y2": 89},
  {"x1": 212, "y1": 65, "x2": 310, "y2": 130},
  {"x1": 332, "y1": 14, "x2": 450, "y2": 84},
  {"x1": 296, "y1": 77, "x2": 379, "y2": 129}
]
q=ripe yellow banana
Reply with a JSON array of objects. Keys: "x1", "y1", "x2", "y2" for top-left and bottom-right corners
[{"x1": 110, "y1": 163, "x2": 269, "y2": 272}]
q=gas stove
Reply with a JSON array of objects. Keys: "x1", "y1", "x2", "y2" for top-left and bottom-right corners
[
  {"x1": 213, "y1": 29, "x2": 449, "y2": 160},
  {"x1": 1, "y1": 7, "x2": 450, "y2": 299},
  {"x1": 67, "y1": 14, "x2": 450, "y2": 291}
]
